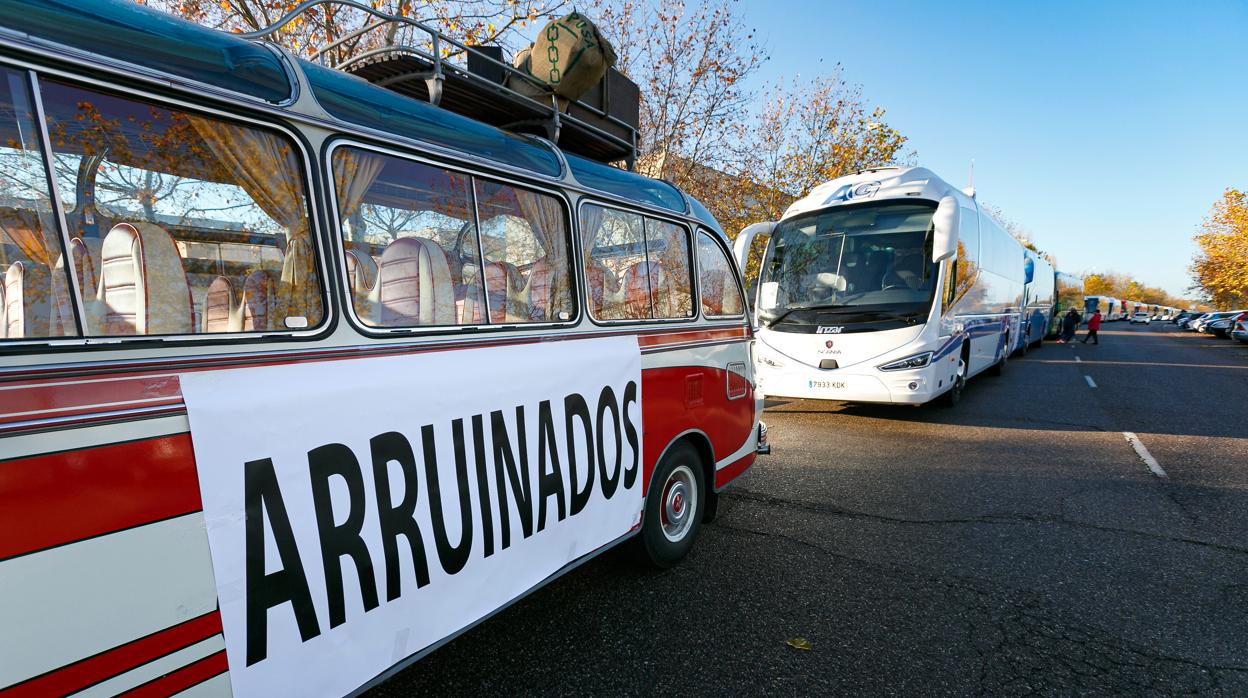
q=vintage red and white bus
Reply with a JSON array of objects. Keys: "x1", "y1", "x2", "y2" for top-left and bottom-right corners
[{"x1": 0, "y1": 2, "x2": 764, "y2": 696}]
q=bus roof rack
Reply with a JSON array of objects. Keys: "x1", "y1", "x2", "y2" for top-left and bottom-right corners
[{"x1": 239, "y1": 0, "x2": 640, "y2": 168}]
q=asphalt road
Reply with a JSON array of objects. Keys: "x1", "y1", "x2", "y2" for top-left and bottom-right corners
[{"x1": 370, "y1": 322, "x2": 1248, "y2": 696}]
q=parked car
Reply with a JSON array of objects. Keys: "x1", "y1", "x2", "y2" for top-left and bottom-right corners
[
  {"x1": 1183, "y1": 313, "x2": 1210, "y2": 330},
  {"x1": 1211, "y1": 311, "x2": 1247, "y2": 339},
  {"x1": 1208, "y1": 316, "x2": 1235, "y2": 337},
  {"x1": 1130, "y1": 312, "x2": 1152, "y2": 325},
  {"x1": 1196, "y1": 311, "x2": 1239, "y2": 334},
  {"x1": 1233, "y1": 315, "x2": 1248, "y2": 344},
  {"x1": 1173, "y1": 311, "x2": 1192, "y2": 325}
]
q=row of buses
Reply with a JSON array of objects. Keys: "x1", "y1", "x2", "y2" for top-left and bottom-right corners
[
  {"x1": 0, "y1": 2, "x2": 1112, "y2": 696},
  {"x1": 1083, "y1": 296, "x2": 1183, "y2": 322},
  {"x1": 734, "y1": 167, "x2": 1084, "y2": 408}
]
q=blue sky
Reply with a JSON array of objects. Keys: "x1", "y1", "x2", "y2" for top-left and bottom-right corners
[{"x1": 739, "y1": 0, "x2": 1247, "y2": 297}]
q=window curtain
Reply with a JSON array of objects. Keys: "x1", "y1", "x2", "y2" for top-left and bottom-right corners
[
  {"x1": 186, "y1": 116, "x2": 320, "y2": 325},
  {"x1": 0, "y1": 208, "x2": 59, "y2": 268},
  {"x1": 515, "y1": 188, "x2": 569, "y2": 318},
  {"x1": 332, "y1": 149, "x2": 386, "y2": 226},
  {"x1": 577, "y1": 205, "x2": 619, "y2": 313}
]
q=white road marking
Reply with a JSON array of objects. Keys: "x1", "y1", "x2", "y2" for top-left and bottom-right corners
[
  {"x1": 1074, "y1": 356, "x2": 1082, "y2": 363},
  {"x1": 1123, "y1": 432, "x2": 1167, "y2": 478},
  {"x1": 1084, "y1": 375, "x2": 1097, "y2": 388}
]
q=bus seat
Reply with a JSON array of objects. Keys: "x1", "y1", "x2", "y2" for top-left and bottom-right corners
[
  {"x1": 44, "y1": 237, "x2": 100, "y2": 335},
  {"x1": 458, "y1": 262, "x2": 482, "y2": 323},
  {"x1": 880, "y1": 251, "x2": 923, "y2": 290},
  {"x1": 461, "y1": 261, "x2": 525, "y2": 323},
  {"x1": 624, "y1": 260, "x2": 665, "y2": 317},
  {"x1": 201, "y1": 276, "x2": 239, "y2": 333},
  {"x1": 344, "y1": 249, "x2": 377, "y2": 294},
  {"x1": 241, "y1": 269, "x2": 275, "y2": 331},
  {"x1": 488, "y1": 261, "x2": 524, "y2": 322},
  {"x1": 814, "y1": 272, "x2": 847, "y2": 293},
  {"x1": 370, "y1": 236, "x2": 456, "y2": 326},
  {"x1": 97, "y1": 222, "x2": 194, "y2": 336},
  {"x1": 585, "y1": 260, "x2": 620, "y2": 318},
  {"x1": 72, "y1": 237, "x2": 100, "y2": 303},
  {"x1": 525, "y1": 257, "x2": 559, "y2": 320},
  {"x1": 50, "y1": 252, "x2": 76, "y2": 337},
  {"x1": 344, "y1": 249, "x2": 378, "y2": 319},
  {"x1": 4, "y1": 261, "x2": 52, "y2": 339}
]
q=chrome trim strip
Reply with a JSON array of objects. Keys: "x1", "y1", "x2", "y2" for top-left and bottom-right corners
[{"x1": 0, "y1": 404, "x2": 186, "y2": 437}]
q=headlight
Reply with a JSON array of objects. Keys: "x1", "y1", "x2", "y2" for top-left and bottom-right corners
[{"x1": 877, "y1": 351, "x2": 933, "y2": 371}]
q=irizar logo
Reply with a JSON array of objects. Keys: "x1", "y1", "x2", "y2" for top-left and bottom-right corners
[{"x1": 816, "y1": 326, "x2": 844, "y2": 334}]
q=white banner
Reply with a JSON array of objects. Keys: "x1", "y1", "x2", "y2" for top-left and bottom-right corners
[{"x1": 181, "y1": 336, "x2": 643, "y2": 697}]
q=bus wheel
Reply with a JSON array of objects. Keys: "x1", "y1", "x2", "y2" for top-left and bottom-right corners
[
  {"x1": 989, "y1": 338, "x2": 1008, "y2": 376},
  {"x1": 635, "y1": 441, "x2": 705, "y2": 568},
  {"x1": 940, "y1": 354, "x2": 967, "y2": 407}
]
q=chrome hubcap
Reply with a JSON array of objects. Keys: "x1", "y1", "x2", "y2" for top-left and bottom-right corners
[{"x1": 660, "y1": 465, "x2": 698, "y2": 542}]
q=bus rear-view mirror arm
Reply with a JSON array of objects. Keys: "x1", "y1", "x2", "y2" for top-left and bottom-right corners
[
  {"x1": 932, "y1": 196, "x2": 958, "y2": 263},
  {"x1": 734, "y1": 221, "x2": 776, "y2": 274}
]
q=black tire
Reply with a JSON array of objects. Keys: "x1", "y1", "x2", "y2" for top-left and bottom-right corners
[
  {"x1": 633, "y1": 441, "x2": 705, "y2": 568},
  {"x1": 988, "y1": 337, "x2": 1008, "y2": 376},
  {"x1": 701, "y1": 489, "x2": 720, "y2": 524},
  {"x1": 939, "y1": 351, "x2": 968, "y2": 407}
]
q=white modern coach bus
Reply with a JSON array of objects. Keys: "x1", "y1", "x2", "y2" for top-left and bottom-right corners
[
  {"x1": 735, "y1": 166, "x2": 1029, "y2": 407},
  {"x1": 0, "y1": 2, "x2": 764, "y2": 696}
]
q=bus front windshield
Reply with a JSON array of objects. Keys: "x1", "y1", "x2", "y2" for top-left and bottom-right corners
[{"x1": 757, "y1": 201, "x2": 937, "y2": 325}]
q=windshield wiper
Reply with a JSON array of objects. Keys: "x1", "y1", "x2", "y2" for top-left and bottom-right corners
[
  {"x1": 762, "y1": 306, "x2": 926, "y2": 327},
  {"x1": 760, "y1": 303, "x2": 849, "y2": 327},
  {"x1": 879, "y1": 310, "x2": 926, "y2": 324}
]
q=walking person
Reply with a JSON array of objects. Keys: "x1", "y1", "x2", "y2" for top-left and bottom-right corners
[
  {"x1": 1060, "y1": 308, "x2": 1079, "y2": 342},
  {"x1": 1081, "y1": 309, "x2": 1102, "y2": 344}
]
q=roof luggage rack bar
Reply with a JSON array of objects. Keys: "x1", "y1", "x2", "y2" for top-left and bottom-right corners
[{"x1": 237, "y1": 0, "x2": 639, "y2": 167}]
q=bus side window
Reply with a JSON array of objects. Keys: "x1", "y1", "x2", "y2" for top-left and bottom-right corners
[
  {"x1": 474, "y1": 179, "x2": 573, "y2": 323},
  {"x1": 696, "y1": 230, "x2": 743, "y2": 317},
  {"x1": 0, "y1": 68, "x2": 78, "y2": 340},
  {"x1": 332, "y1": 147, "x2": 475, "y2": 328},
  {"x1": 581, "y1": 205, "x2": 640, "y2": 320},
  {"x1": 642, "y1": 218, "x2": 694, "y2": 319},
  {"x1": 40, "y1": 79, "x2": 322, "y2": 336}
]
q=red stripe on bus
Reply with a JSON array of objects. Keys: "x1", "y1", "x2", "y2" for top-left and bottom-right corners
[
  {"x1": 2, "y1": 612, "x2": 222, "y2": 697},
  {"x1": 116, "y1": 650, "x2": 228, "y2": 698},
  {"x1": 0, "y1": 375, "x2": 182, "y2": 425},
  {"x1": 0, "y1": 435, "x2": 202, "y2": 560},
  {"x1": 637, "y1": 327, "x2": 749, "y2": 348},
  {"x1": 715, "y1": 453, "x2": 756, "y2": 489}
]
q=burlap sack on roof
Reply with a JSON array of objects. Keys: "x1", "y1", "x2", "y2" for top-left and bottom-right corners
[{"x1": 507, "y1": 11, "x2": 617, "y2": 107}]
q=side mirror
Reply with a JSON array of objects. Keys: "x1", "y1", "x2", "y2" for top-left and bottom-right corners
[
  {"x1": 734, "y1": 221, "x2": 776, "y2": 275},
  {"x1": 1023, "y1": 256, "x2": 1035, "y2": 283},
  {"x1": 931, "y1": 196, "x2": 958, "y2": 262}
]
